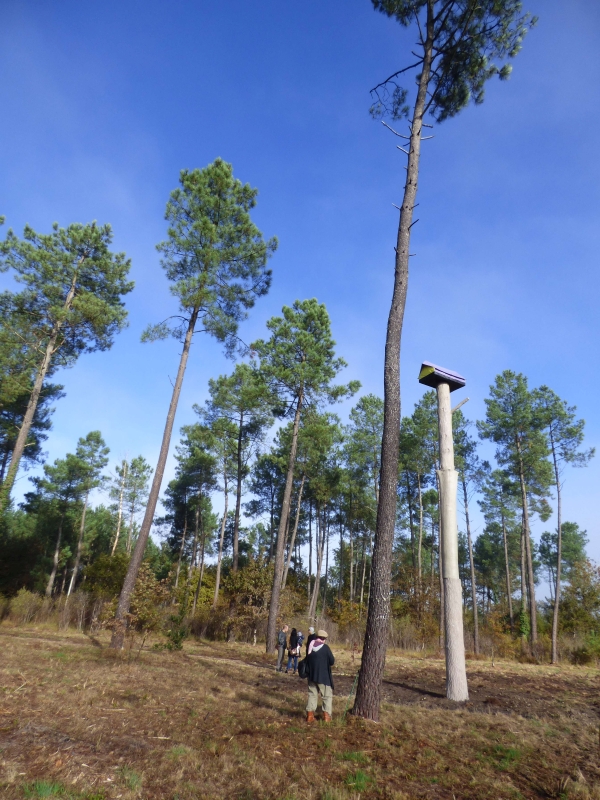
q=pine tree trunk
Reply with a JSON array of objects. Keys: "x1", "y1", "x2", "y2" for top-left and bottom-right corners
[
  {"x1": 516, "y1": 441, "x2": 537, "y2": 644},
  {"x1": 550, "y1": 429, "x2": 562, "y2": 664},
  {"x1": 359, "y1": 534, "x2": 367, "y2": 618},
  {"x1": 232, "y1": 411, "x2": 244, "y2": 572},
  {"x1": 0, "y1": 271, "x2": 80, "y2": 512},
  {"x1": 417, "y1": 473, "x2": 423, "y2": 609},
  {"x1": 308, "y1": 499, "x2": 312, "y2": 605},
  {"x1": 309, "y1": 503, "x2": 326, "y2": 620},
  {"x1": 174, "y1": 510, "x2": 188, "y2": 593},
  {"x1": 520, "y1": 521, "x2": 528, "y2": 652},
  {"x1": 187, "y1": 501, "x2": 201, "y2": 593},
  {"x1": 501, "y1": 512, "x2": 514, "y2": 632},
  {"x1": 349, "y1": 523, "x2": 354, "y2": 603},
  {"x1": 111, "y1": 461, "x2": 128, "y2": 556},
  {"x1": 193, "y1": 506, "x2": 206, "y2": 615},
  {"x1": 213, "y1": 473, "x2": 229, "y2": 609},
  {"x1": 67, "y1": 491, "x2": 90, "y2": 597},
  {"x1": 352, "y1": 6, "x2": 434, "y2": 721},
  {"x1": 45, "y1": 513, "x2": 65, "y2": 597},
  {"x1": 462, "y1": 477, "x2": 479, "y2": 654},
  {"x1": 406, "y1": 474, "x2": 417, "y2": 598},
  {"x1": 265, "y1": 393, "x2": 303, "y2": 651},
  {"x1": 282, "y1": 473, "x2": 305, "y2": 590},
  {"x1": 110, "y1": 308, "x2": 199, "y2": 649},
  {"x1": 322, "y1": 527, "x2": 329, "y2": 617}
]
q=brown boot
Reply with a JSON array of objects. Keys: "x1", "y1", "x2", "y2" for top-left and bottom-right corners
[
  {"x1": 323, "y1": 712, "x2": 332, "y2": 723},
  {"x1": 306, "y1": 711, "x2": 316, "y2": 723}
]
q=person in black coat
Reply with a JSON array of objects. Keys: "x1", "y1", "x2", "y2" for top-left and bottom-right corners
[{"x1": 305, "y1": 629, "x2": 334, "y2": 723}]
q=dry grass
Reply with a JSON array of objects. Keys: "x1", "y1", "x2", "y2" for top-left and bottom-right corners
[{"x1": 1, "y1": 625, "x2": 599, "y2": 799}]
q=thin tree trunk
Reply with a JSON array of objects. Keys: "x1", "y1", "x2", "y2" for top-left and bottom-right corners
[
  {"x1": 349, "y1": 523, "x2": 354, "y2": 603},
  {"x1": 353, "y1": 6, "x2": 434, "y2": 720},
  {"x1": 45, "y1": 513, "x2": 65, "y2": 597},
  {"x1": 322, "y1": 527, "x2": 329, "y2": 617},
  {"x1": 308, "y1": 499, "x2": 312, "y2": 605},
  {"x1": 520, "y1": 519, "x2": 528, "y2": 651},
  {"x1": 550, "y1": 429, "x2": 562, "y2": 664},
  {"x1": 516, "y1": 441, "x2": 537, "y2": 644},
  {"x1": 126, "y1": 502, "x2": 135, "y2": 555},
  {"x1": 213, "y1": 473, "x2": 229, "y2": 609},
  {"x1": 282, "y1": 473, "x2": 305, "y2": 590},
  {"x1": 338, "y1": 518, "x2": 344, "y2": 603},
  {"x1": 1, "y1": 269, "x2": 80, "y2": 512},
  {"x1": 359, "y1": 534, "x2": 367, "y2": 618},
  {"x1": 111, "y1": 461, "x2": 128, "y2": 556},
  {"x1": 67, "y1": 491, "x2": 90, "y2": 597},
  {"x1": 110, "y1": 307, "x2": 199, "y2": 649},
  {"x1": 232, "y1": 410, "x2": 244, "y2": 572},
  {"x1": 193, "y1": 503, "x2": 206, "y2": 615},
  {"x1": 174, "y1": 509, "x2": 188, "y2": 593},
  {"x1": 462, "y1": 477, "x2": 479, "y2": 654},
  {"x1": 417, "y1": 473, "x2": 423, "y2": 605},
  {"x1": 309, "y1": 503, "x2": 326, "y2": 620},
  {"x1": 501, "y1": 511, "x2": 514, "y2": 632},
  {"x1": 265, "y1": 392, "x2": 303, "y2": 651},
  {"x1": 0, "y1": 447, "x2": 10, "y2": 484},
  {"x1": 187, "y1": 501, "x2": 201, "y2": 593}
]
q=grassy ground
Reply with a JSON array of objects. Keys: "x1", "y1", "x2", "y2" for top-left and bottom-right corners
[{"x1": 1, "y1": 626, "x2": 599, "y2": 799}]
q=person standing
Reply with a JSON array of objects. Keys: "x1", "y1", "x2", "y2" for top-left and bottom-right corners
[
  {"x1": 276, "y1": 624, "x2": 289, "y2": 672},
  {"x1": 286, "y1": 628, "x2": 300, "y2": 674},
  {"x1": 305, "y1": 626, "x2": 316, "y2": 655},
  {"x1": 305, "y1": 629, "x2": 334, "y2": 723}
]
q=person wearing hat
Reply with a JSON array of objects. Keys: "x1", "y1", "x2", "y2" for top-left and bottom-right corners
[
  {"x1": 305, "y1": 626, "x2": 316, "y2": 656},
  {"x1": 305, "y1": 629, "x2": 335, "y2": 723}
]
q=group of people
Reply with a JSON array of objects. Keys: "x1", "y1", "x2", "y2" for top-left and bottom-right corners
[{"x1": 276, "y1": 624, "x2": 335, "y2": 723}]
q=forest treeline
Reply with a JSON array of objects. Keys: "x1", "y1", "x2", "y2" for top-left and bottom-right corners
[{"x1": 0, "y1": 195, "x2": 596, "y2": 663}]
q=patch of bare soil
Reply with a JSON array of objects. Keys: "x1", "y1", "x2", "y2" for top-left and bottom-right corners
[{"x1": 1, "y1": 627, "x2": 599, "y2": 800}]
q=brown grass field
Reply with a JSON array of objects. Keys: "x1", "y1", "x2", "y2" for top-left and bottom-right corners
[{"x1": 1, "y1": 627, "x2": 600, "y2": 799}]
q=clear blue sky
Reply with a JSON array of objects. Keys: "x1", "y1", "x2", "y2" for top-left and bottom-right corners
[{"x1": 1, "y1": 0, "x2": 599, "y2": 570}]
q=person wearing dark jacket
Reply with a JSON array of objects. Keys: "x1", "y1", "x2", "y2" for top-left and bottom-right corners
[
  {"x1": 305, "y1": 629, "x2": 334, "y2": 723},
  {"x1": 276, "y1": 625, "x2": 289, "y2": 672},
  {"x1": 286, "y1": 628, "x2": 300, "y2": 674}
]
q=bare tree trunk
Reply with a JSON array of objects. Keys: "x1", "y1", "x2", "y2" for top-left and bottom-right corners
[
  {"x1": 322, "y1": 527, "x2": 329, "y2": 617},
  {"x1": 174, "y1": 509, "x2": 188, "y2": 593},
  {"x1": 501, "y1": 512, "x2": 514, "y2": 632},
  {"x1": 111, "y1": 460, "x2": 128, "y2": 556},
  {"x1": 359, "y1": 534, "x2": 367, "y2": 618},
  {"x1": 213, "y1": 473, "x2": 229, "y2": 609},
  {"x1": 1, "y1": 269, "x2": 80, "y2": 512},
  {"x1": 349, "y1": 523, "x2": 354, "y2": 603},
  {"x1": 193, "y1": 506, "x2": 206, "y2": 615},
  {"x1": 308, "y1": 499, "x2": 312, "y2": 604},
  {"x1": 45, "y1": 513, "x2": 65, "y2": 597},
  {"x1": 462, "y1": 477, "x2": 479, "y2": 654},
  {"x1": 232, "y1": 411, "x2": 244, "y2": 572},
  {"x1": 309, "y1": 504, "x2": 326, "y2": 620},
  {"x1": 417, "y1": 473, "x2": 423, "y2": 606},
  {"x1": 110, "y1": 308, "x2": 199, "y2": 649},
  {"x1": 265, "y1": 393, "x2": 303, "y2": 651},
  {"x1": 520, "y1": 520, "x2": 528, "y2": 652},
  {"x1": 516, "y1": 441, "x2": 537, "y2": 644},
  {"x1": 67, "y1": 491, "x2": 90, "y2": 597},
  {"x1": 282, "y1": 473, "x2": 305, "y2": 590},
  {"x1": 550, "y1": 430, "x2": 562, "y2": 664},
  {"x1": 353, "y1": 6, "x2": 434, "y2": 721},
  {"x1": 186, "y1": 501, "x2": 201, "y2": 593}
]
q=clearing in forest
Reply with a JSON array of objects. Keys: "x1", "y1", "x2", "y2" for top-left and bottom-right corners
[{"x1": 0, "y1": 628, "x2": 599, "y2": 799}]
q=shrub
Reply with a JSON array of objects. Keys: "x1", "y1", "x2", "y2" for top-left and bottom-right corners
[{"x1": 9, "y1": 589, "x2": 43, "y2": 624}]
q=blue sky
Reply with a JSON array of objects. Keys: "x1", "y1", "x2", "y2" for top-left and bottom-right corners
[{"x1": 1, "y1": 0, "x2": 599, "y2": 574}]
